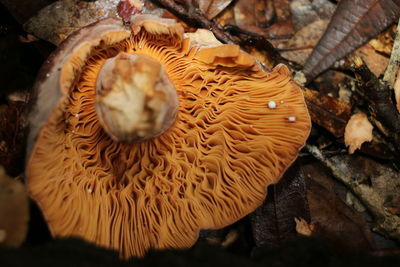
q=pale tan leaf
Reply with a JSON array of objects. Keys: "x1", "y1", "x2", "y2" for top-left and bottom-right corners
[
  {"x1": 294, "y1": 217, "x2": 315, "y2": 236},
  {"x1": 344, "y1": 112, "x2": 374, "y2": 154}
]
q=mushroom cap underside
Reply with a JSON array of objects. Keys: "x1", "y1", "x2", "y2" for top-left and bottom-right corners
[{"x1": 26, "y1": 15, "x2": 311, "y2": 259}]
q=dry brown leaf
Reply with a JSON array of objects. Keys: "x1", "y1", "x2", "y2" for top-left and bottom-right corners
[
  {"x1": 344, "y1": 112, "x2": 373, "y2": 154},
  {"x1": 354, "y1": 44, "x2": 389, "y2": 77},
  {"x1": 0, "y1": 166, "x2": 29, "y2": 247},
  {"x1": 198, "y1": 0, "x2": 233, "y2": 20},
  {"x1": 290, "y1": 0, "x2": 336, "y2": 31},
  {"x1": 280, "y1": 19, "x2": 329, "y2": 66},
  {"x1": 303, "y1": 88, "x2": 352, "y2": 138},
  {"x1": 307, "y1": 178, "x2": 375, "y2": 252}
]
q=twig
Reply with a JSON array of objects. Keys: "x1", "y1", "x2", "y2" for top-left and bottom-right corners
[
  {"x1": 383, "y1": 18, "x2": 400, "y2": 87},
  {"x1": 152, "y1": 0, "x2": 237, "y2": 44},
  {"x1": 306, "y1": 144, "x2": 400, "y2": 241}
]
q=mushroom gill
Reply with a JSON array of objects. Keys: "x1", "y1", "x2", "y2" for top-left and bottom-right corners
[{"x1": 26, "y1": 15, "x2": 311, "y2": 259}]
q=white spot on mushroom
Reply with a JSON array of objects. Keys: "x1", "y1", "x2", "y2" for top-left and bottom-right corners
[
  {"x1": 46, "y1": 73, "x2": 50, "y2": 77},
  {"x1": 75, "y1": 113, "x2": 79, "y2": 118},
  {"x1": 88, "y1": 188, "x2": 93, "y2": 193},
  {"x1": 65, "y1": 119, "x2": 69, "y2": 124},
  {"x1": 139, "y1": 45, "x2": 143, "y2": 49},
  {"x1": 268, "y1": 101, "x2": 277, "y2": 109},
  {"x1": 280, "y1": 100, "x2": 285, "y2": 104},
  {"x1": 288, "y1": 116, "x2": 297, "y2": 122},
  {"x1": 71, "y1": 130, "x2": 75, "y2": 134}
]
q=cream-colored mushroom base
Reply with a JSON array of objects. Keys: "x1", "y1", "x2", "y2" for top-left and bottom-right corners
[{"x1": 27, "y1": 16, "x2": 311, "y2": 259}]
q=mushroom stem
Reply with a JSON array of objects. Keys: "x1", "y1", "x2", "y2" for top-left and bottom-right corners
[{"x1": 96, "y1": 52, "x2": 178, "y2": 143}]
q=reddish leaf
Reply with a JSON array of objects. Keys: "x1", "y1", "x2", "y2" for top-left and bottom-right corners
[{"x1": 303, "y1": 0, "x2": 400, "y2": 81}]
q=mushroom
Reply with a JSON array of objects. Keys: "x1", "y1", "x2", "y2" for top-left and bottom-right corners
[{"x1": 26, "y1": 14, "x2": 311, "y2": 259}]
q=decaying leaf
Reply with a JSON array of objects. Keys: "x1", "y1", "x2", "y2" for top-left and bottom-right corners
[
  {"x1": 280, "y1": 19, "x2": 329, "y2": 66},
  {"x1": 0, "y1": 166, "x2": 29, "y2": 247},
  {"x1": 307, "y1": 178, "x2": 375, "y2": 252},
  {"x1": 199, "y1": 0, "x2": 233, "y2": 20},
  {"x1": 304, "y1": 89, "x2": 352, "y2": 138},
  {"x1": 369, "y1": 25, "x2": 396, "y2": 56},
  {"x1": 303, "y1": 0, "x2": 400, "y2": 81},
  {"x1": 353, "y1": 44, "x2": 389, "y2": 77},
  {"x1": 344, "y1": 112, "x2": 374, "y2": 154},
  {"x1": 24, "y1": 0, "x2": 122, "y2": 45},
  {"x1": 266, "y1": 0, "x2": 294, "y2": 37},
  {"x1": 233, "y1": 0, "x2": 271, "y2": 35},
  {"x1": 290, "y1": 0, "x2": 336, "y2": 31},
  {"x1": 250, "y1": 162, "x2": 310, "y2": 247}
]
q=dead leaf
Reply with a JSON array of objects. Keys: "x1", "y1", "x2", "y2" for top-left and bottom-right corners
[
  {"x1": 0, "y1": 166, "x2": 29, "y2": 247},
  {"x1": 233, "y1": 0, "x2": 271, "y2": 34},
  {"x1": 307, "y1": 178, "x2": 375, "y2": 252},
  {"x1": 304, "y1": 89, "x2": 352, "y2": 138},
  {"x1": 198, "y1": 0, "x2": 233, "y2": 20},
  {"x1": 250, "y1": 162, "x2": 310, "y2": 247},
  {"x1": 344, "y1": 112, "x2": 374, "y2": 154},
  {"x1": 290, "y1": 0, "x2": 336, "y2": 31},
  {"x1": 369, "y1": 25, "x2": 396, "y2": 56},
  {"x1": 273, "y1": 0, "x2": 291, "y2": 22},
  {"x1": 303, "y1": 0, "x2": 400, "y2": 81},
  {"x1": 280, "y1": 19, "x2": 329, "y2": 65},
  {"x1": 354, "y1": 44, "x2": 389, "y2": 77},
  {"x1": 24, "y1": 0, "x2": 123, "y2": 45}
]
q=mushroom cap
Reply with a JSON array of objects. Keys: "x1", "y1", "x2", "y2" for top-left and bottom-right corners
[{"x1": 26, "y1": 15, "x2": 311, "y2": 258}]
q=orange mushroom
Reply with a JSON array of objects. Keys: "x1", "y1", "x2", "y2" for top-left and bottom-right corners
[{"x1": 26, "y1": 14, "x2": 311, "y2": 259}]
